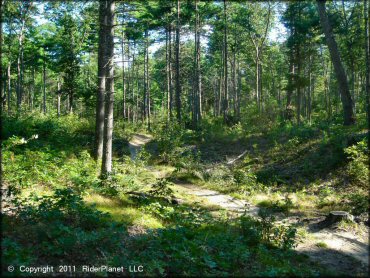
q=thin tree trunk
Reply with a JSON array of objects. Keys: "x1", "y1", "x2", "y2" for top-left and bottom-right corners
[
  {"x1": 286, "y1": 48, "x2": 294, "y2": 109},
  {"x1": 223, "y1": 0, "x2": 228, "y2": 122},
  {"x1": 317, "y1": 0, "x2": 355, "y2": 125},
  {"x1": 43, "y1": 54, "x2": 46, "y2": 114},
  {"x1": 193, "y1": 0, "x2": 202, "y2": 127},
  {"x1": 57, "y1": 80, "x2": 61, "y2": 117},
  {"x1": 308, "y1": 54, "x2": 312, "y2": 124},
  {"x1": 237, "y1": 58, "x2": 241, "y2": 119},
  {"x1": 0, "y1": 0, "x2": 3, "y2": 187},
  {"x1": 144, "y1": 28, "x2": 151, "y2": 131},
  {"x1": 16, "y1": 19, "x2": 26, "y2": 111},
  {"x1": 95, "y1": 0, "x2": 107, "y2": 161},
  {"x1": 143, "y1": 30, "x2": 148, "y2": 123},
  {"x1": 175, "y1": 0, "x2": 181, "y2": 122},
  {"x1": 69, "y1": 93, "x2": 73, "y2": 113},
  {"x1": 166, "y1": 26, "x2": 170, "y2": 121},
  {"x1": 121, "y1": 30, "x2": 126, "y2": 120},
  {"x1": 365, "y1": 0, "x2": 370, "y2": 145},
  {"x1": 30, "y1": 67, "x2": 35, "y2": 111},
  {"x1": 169, "y1": 25, "x2": 173, "y2": 119},
  {"x1": 296, "y1": 45, "x2": 301, "y2": 125},
  {"x1": 232, "y1": 49, "x2": 237, "y2": 118},
  {"x1": 7, "y1": 64, "x2": 11, "y2": 113},
  {"x1": 259, "y1": 59, "x2": 263, "y2": 112},
  {"x1": 101, "y1": 0, "x2": 115, "y2": 175}
]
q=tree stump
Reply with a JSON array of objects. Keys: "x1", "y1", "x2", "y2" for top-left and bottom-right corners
[
  {"x1": 320, "y1": 211, "x2": 354, "y2": 227},
  {"x1": 171, "y1": 198, "x2": 184, "y2": 205}
]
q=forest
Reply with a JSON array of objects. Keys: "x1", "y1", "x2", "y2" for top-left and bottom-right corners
[{"x1": 0, "y1": 0, "x2": 369, "y2": 277}]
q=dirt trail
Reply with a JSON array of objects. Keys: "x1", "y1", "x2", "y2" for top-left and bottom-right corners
[
  {"x1": 128, "y1": 134, "x2": 369, "y2": 276},
  {"x1": 128, "y1": 134, "x2": 152, "y2": 160}
]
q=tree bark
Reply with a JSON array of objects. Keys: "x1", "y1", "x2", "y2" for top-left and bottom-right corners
[
  {"x1": 43, "y1": 52, "x2": 46, "y2": 114},
  {"x1": 7, "y1": 64, "x2": 11, "y2": 113},
  {"x1": 121, "y1": 30, "x2": 126, "y2": 120},
  {"x1": 175, "y1": 0, "x2": 181, "y2": 123},
  {"x1": 296, "y1": 45, "x2": 301, "y2": 125},
  {"x1": 365, "y1": 0, "x2": 370, "y2": 147},
  {"x1": 166, "y1": 25, "x2": 170, "y2": 121},
  {"x1": 16, "y1": 16, "x2": 26, "y2": 111},
  {"x1": 308, "y1": 54, "x2": 312, "y2": 124},
  {"x1": 168, "y1": 25, "x2": 173, "y2": 119},
  {"x1": 144, "y1": 28, "x2": 151, "y2": 131},
  {"x1": 101, "y1": 0, "x2": 115, "y2": 176},
  {"x1": 95, "y1": 0, "x2": 108, "y2": 161},
  {"x1": 193, "y1": 0, "x2": 202, "y2": 128},
  {"x1": 317, "y1": 0, "x2": 355, "y2": 125},
  {"x1": 223, "y1": 0, "x2": 228, "y2": 122},
  {"x1": 0, "y1": 0, "x2": 3, "y2": 187},
  {"x1": 57, "y1": 80, "x2": 61, "y2": 117}
]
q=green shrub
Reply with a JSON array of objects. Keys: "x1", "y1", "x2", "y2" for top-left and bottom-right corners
[
  {"x1": 233, "y1": 167, "x2": 259, "y2": 194},
  {"x1": 240, "y1": 213, "x2": 297, "y2": 250},
  {"x1": 4, "y1": 188, "x2": 126, "y2": 267},
  {"x1": 148, "y1": 178, "x2": 174, "y2": 198},
  {"x1": 344, "y1": 139, "x2": 369, "y2": 186},
  {"x1": 347, "y1": 192, "x2": 369, "y2": 215}
]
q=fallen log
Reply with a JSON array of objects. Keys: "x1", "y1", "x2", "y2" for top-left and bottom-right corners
[{"x1": 226, "y1": 150, "x2": 248, "y2": 165}]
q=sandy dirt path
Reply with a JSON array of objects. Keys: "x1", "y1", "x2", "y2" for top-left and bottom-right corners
[{"x1": 128, "y1": 133, "x2": 369, "y2": 276}]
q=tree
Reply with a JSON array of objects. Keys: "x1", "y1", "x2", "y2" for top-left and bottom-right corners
[
  {"x1": 365, "y1": 0, "x2": 370, "y2": 146},
  {"x1": 101, "y1": 0, "x2": 115, "y2": 176},
  {"x1": 95, "y1": 0, "x2": 107, "y2": 161},
  {"x1": 192, "y1": 0, "x2": 202, "y2": 128},
  {"x1": 246, "y1": 2, "x2": 271, "y2": 113},
  {"x1": 222, "y1": 0, "x2": 228, "y2": 122},
  {"x1": 0, "y1": 0, "x2": 4, "y2": 187},
  {"x1": 175, "y1": 0, "x2": 181, "y2": 123},
  {"x1": 317, "y1": 0, "x2": 355, "y2": 125}
]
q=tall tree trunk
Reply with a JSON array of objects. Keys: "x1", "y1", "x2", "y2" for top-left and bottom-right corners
[
  {"x1": 0, "y1": 0, "x2": 3, "y2": 187},
  {"x1": 193, "y1": 0, "x2": 201, "y2": 128},
  {"x1": 95, "y1": 0, "x2": 107, "y2": 161},
  {"x1": 365, "y1": 0, "x2": 370, "y2": 146},
  {"x1": 296, "y1": 45, "x2": 301, "y2": 125},
  {"x1": 30, "y1": 67, "x2": 35, "y2": 111},
  {"x1": 236, "y1": 58, "x2": 241, "y2": 119},
  {"x1": 16, "y1": 19, "x2": 25, "y2": 111},
  {"x1": 255, "y1": 50, "x2": 260, "y2": 112},
  {"x1": 69, "y1": 93, "x2": 73, "y2": 113},
  {"x1": 317, "y1": 0, "x2": 355, "y2": 125},
  {"x1": 57, "y1": 80, "x2": 61, "y2": 117},
  {"x1": 121, "y1": 30, "x2": 126, "y2": 120},
  {"x1": 144, "y1": 28, "x2": 150, "y2": 131},
  {"x1": 7, "y1": 63, "x2": 10, "y2": 113},
  {"x1": 169, "y1": 25, "x2": 173, "y2": 119},
  {"x1": 101, "y1": 0, "x2": 115, "y2": 175},
  {"x1": 43, "y1": 54, "x2": 46, "y2": 114},
  {"x1": 166, "y1": 25, "x2": 170, "y2": 121},
  {"x1": 308, "y1": 54, "x2": 312, "y2": 124},
  {"x1": 143, "y1": 30, "x2": 148, "y2": 123},
  {"x1": 286, "y1": 46, "x2": 295, "y2": 113},
  {"x1": 232, "y1": 49, "x2": 237, "y2": 118},
  {"x1": 126, "y1": 42, "x2": 131, "y2": 121},
  {"x1": 259, "y1": 59, "x2": 263, "y2": 112},
  {"x1": 223, "y1": 0, "x2": 228, "y2": 122},
  {"x1": 175, "y1": 0, "x2": 181, "y2": 123}
]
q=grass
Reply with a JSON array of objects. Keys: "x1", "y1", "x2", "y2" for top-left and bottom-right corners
[
  {"x1": 84, "y1": 193, "x2": 164, "y2": 229},
  {"x1": 315, "y1": 242, "x2": 329, "y2": 248},
  {"x1": 2, "y1": 112, "x2": 368, "y2": 277}
]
